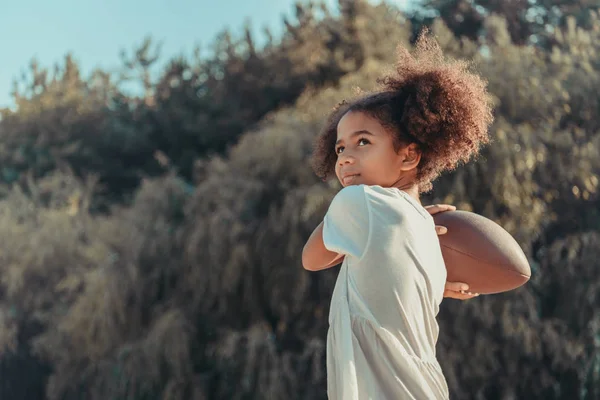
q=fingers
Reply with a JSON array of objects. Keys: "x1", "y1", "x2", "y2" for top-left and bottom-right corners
[
  {"x1": 425, "y1": 204, "x2": 457, "y2": 215},
  {"x1": 428, "y1": 204, "x2": 455, "y2": 235},
  {"x1": 443, "y1": 290, "x2": 480, "y2": 300},
  {"x1": 444, "y1": 281, "x2": 480, "y2": 300},
  {"x1": 445, "y1": 281, "x2": 469, "y2": 292}
]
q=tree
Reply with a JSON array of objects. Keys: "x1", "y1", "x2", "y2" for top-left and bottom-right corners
[{"x1": 413, "y1": 0, "x2": 600, "y2": 46}]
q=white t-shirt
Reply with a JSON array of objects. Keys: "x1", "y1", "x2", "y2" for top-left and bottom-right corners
[{"x1": 322, "y1": 185, "x2": 449, "y2": 400}]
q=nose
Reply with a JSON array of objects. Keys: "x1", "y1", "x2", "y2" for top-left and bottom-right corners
[{"x1": 338, "y1": 151, "x2": 355, "y2": 166}]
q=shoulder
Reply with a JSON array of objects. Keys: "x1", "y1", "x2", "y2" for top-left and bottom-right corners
[
  {"x1": 330, "y1": 185, "x2": 400, "y2": 210},
  {"x1": 362, "y1": 185, "x2": 399, "y2": 199},
  {"x1": 326, "y1": 186, "x2": 370, "y2": 228},
  {"x1": 323, "y1": 186, "x2": 371, "y2": 258},
  {"x1": 334, "y1": 184, "x2": 399, "y2": 199},
  {"x1": 329, "y1": 185, "x2": 372, "y2": 212},
  {"x1": 332, "y1": 184, "x2": 366, "y2": 201}
]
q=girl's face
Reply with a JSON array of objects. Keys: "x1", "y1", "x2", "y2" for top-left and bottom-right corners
[{"x1": 334, "y1": 111, "x2": 420, "y2": 188}]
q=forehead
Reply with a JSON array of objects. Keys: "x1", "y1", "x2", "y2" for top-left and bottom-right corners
[{"x1": 336, "y1": 111, "x2": 385, "y2": 140}]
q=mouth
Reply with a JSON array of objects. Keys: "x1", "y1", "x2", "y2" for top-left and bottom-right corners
[{"x1": 342, "y1": 174, "x2": 360, "y2": 186}]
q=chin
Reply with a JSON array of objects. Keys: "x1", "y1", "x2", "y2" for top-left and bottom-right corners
[{"x1": 343, "y1": 181, "x2": 366, "y2": 188}]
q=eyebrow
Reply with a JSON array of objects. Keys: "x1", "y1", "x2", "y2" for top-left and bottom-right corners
[{"x1": 335, "y1": 130, "x2": 374, "y2": 145}]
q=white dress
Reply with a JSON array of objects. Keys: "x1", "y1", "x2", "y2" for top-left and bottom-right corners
[{"x1": 322, "y1": 185, "x2": 450, "y2": 400}]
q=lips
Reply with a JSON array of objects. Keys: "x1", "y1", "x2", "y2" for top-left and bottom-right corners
[{"x1": 342, "y1": 173, "x2": 360, "y2": 186}]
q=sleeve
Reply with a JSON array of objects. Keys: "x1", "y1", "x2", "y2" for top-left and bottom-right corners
[{"x1": 322, "y1": 185, "x2": 370, "y2": 259}]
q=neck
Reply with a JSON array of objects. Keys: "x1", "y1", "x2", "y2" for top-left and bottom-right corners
[
  {"x1": 390, "y1": 174, "x2": 420, "y2": 204},
  {"x1": 397, "y1": 184, "x2": 420, "y2": 204}
]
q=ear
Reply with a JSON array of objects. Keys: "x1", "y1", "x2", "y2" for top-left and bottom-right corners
[{"x1": 399, "y1": 143, "x2": 421, "y2": 171}]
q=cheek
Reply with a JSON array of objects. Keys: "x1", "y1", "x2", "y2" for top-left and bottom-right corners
[
  {"x1": 334, "y1": 160, "x2": 342, "y2": 177},
  {"x1": 366, "y1": 149, "x2": 400, "y2": 176}
]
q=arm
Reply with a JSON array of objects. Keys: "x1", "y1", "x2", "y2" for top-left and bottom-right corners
[
  {"x1": 303, "y1": 186, "x2": 367, "y2": 271},
  {"x1": 302, "y1": 221, "x2": 345, "y2": 271}
]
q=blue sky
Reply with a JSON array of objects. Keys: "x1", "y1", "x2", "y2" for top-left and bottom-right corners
[{"x1": 0, "y1": 0, "x2": 412, "y2": 108}]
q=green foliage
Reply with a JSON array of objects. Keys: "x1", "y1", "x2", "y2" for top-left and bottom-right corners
[
  {"x1": 0, "y1": 1, "x2": 366, "y2": 207},
  {"x1": 414, "y1": 0, "x2": 600, "y2": 47},
  {"x1": 0, "y1": 1, "x2": 600, "y2": 399}
]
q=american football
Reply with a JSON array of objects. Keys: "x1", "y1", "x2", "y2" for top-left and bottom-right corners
[{"x1": 433, "y1": 210, "x2": 531, "y2": 295}]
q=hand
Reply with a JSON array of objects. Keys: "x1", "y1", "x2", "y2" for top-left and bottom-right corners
[
  {"x1": 324, "y1": 254, "x2": 345, "y2": 269},
  {"x1": 424, "y1": 204, "x2": 456, "y2": 235},
  {"x1": 444, "y1": 281, "x2": 479, "y2": 300}
]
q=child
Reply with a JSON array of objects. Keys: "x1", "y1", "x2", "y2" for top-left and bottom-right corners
[{"x1": 302, "y1": 29, "x2": 494, "y2": 399}]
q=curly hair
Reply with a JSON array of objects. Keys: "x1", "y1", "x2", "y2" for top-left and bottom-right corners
[{"x1": 311, "y1": 29, "x2": 494, "y2": 193}]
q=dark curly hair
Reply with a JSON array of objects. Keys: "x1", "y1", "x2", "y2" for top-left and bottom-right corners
[{"x1": 311, "y1": 29, "x2": 494, "y2": 193}]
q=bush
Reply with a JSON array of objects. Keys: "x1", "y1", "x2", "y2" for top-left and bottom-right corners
[{"x1": 0, "y1": 3, "x2": 599, "y2": 399}]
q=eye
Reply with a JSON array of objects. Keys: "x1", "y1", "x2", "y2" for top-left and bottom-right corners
[
  {"x1": 335, "y1": 146, "x2": 344, "y2": 154},
  {"x1": 358, "y1": 138, "x2": 370, "y2": 146}
]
